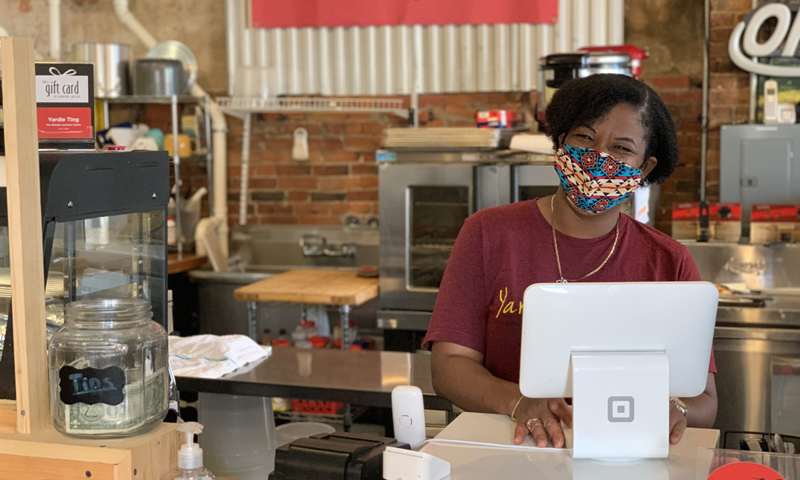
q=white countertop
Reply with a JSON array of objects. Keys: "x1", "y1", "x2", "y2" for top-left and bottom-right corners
[{"x1": 421, "y1": 413, "x2": 720, "y2": 480}]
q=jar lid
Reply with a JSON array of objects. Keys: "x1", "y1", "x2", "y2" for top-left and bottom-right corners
[{"x1": 66, "y1": 298, "x2": 152, "y2": 323}]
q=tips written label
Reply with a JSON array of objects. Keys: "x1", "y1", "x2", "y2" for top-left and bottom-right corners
[{"x1": 58, "y1": 365, "x2": 126, "y2": 406}]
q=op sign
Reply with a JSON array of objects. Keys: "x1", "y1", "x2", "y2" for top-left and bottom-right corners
[
  {"x1": 35, "y1": 63, "x2": 95, "y2": 150},
  {"x1": 729, "y1": 2, "x2": 800, "y2": 77}
]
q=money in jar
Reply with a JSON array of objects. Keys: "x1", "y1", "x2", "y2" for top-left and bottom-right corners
[{"x1": 48, "y1": 298, "x2": 168, "y2": 438}]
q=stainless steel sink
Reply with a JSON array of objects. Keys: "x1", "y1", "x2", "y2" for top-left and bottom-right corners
[
  {"x1": 189, "y1": 224, "x2": 380, "y2": 338},
  {"x1": 230, "y1": 224, "x2": 379, "y2": 272}
]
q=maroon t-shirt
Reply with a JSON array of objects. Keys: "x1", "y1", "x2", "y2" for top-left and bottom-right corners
[{"x1": 423, "y1": 199, "x2": 717, "y2": 383}]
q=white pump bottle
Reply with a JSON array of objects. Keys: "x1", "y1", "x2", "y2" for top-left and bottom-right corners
[{"x1": 163, "y1": 422, "x2": 216, "y2": 480}]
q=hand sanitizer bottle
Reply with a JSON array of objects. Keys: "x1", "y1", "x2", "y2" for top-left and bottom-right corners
[{"x1": 163, "y1": 422, "x2": 216, "y2": 480}]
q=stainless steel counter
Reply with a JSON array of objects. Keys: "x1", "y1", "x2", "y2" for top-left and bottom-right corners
[{"x1": 175, "y1": 347, "x2": 452, "y2": 411}]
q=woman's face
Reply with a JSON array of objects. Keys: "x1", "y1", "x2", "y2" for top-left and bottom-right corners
[{"x1": 562, "y1": 103, "x2": 658, "y2": 177}]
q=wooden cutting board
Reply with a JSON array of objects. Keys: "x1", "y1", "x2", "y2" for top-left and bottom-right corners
[{"x1": 234, "y1": 269, "x2": 379, "y2": 306}]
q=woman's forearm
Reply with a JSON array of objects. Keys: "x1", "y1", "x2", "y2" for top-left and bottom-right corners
[
  {"x1": 683, "y1": 392, "x2": 717, "y2": 428},
  {"x1": 431, "y1": 351, "x2": 521, "y2": 416}
]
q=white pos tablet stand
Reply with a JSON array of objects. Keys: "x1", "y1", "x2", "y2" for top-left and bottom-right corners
[{"x1": 519, "y1": 282, "x2": 718, "y2": 460}]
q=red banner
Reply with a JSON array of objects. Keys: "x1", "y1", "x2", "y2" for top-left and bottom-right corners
[{"x1": 252, "y1": 0, "x2": 559, "y2": 29}]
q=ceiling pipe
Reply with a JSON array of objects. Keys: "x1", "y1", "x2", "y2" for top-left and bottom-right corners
[
  {"x1": 49, "y1": 0, "x2": 61, "y2": 60},
  {"x1": 112, "y1": 0, "x2": 229, "y2": 256}
]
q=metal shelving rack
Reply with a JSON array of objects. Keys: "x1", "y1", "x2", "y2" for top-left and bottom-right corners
[
  {"x1": 217, "y1": 96, "x2": 411, "y2": 227},
  {"x1": 100, "y1": 94, "x2": 213, "y2": 258}
]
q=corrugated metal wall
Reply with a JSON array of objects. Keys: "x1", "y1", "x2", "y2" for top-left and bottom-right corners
[{"x1": 233, "y1": 0, "x2": 624, "y2": 96}]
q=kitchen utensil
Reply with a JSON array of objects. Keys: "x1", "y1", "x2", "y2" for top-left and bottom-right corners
[
  {"x1": 579, "y1": 45, "x2": 649, "y2": 80},
  {"x1": 134, "y1": 59, "x2": 185, "y2": 96},
  {"x1": 536, "y1": 51, "x2": 632, "y2": 128},
  {"x1": 165, "y1": 133, "x2": 192, "y2": 158},
  {"x1": 145, "y1": 40, "x2": 197, "y2": 93},
  {"x1": 72, "y1": 42, "x2": 131, "y2": 98},
  {"x1": 146, "y1": 128, "x2": 165, "y2": 150}
]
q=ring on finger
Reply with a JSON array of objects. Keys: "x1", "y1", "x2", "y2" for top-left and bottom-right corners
[{"x1": 525, "y1": 418, "x2": 542, "y2": 431}]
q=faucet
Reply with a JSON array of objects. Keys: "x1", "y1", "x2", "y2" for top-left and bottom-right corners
[{"x1": 300, "y1": 234, "x2": 356, "y2": 258}]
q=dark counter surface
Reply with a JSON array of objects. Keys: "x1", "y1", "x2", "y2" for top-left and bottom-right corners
[{"x1": 176, "y1": 347, "x2": 452, "y2": 411}]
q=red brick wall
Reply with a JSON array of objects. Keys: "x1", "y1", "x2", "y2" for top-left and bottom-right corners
[
  {"x1": 642, "y1": 0, "x2": 756, "y2": 233},
  {"x1": 707, "y1": 0, "x2": 755, "y2": 201},
  {"x1": 644, "y1": 75, "x2": 704, "y2": 233},
  {"x1": 225, "y1": 93, "x2": 532, "y2": 227}
]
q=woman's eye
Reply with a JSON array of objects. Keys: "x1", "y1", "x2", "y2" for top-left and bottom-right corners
[{"x1": 614, "y1": 145, "x2": 632, "y2": 154}]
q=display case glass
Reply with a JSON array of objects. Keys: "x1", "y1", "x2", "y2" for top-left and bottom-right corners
[{"x1": 0, "y1": 151, "x2": 170, "y2": 401}]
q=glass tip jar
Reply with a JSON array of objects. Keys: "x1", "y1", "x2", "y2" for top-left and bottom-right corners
[{"x1": 49, "y1": 298, "x2": 168, "y2": 438}]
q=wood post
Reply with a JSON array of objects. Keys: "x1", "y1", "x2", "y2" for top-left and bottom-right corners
[{"x1": 1, "y1": 37, "x2": 50, "y2": 434}]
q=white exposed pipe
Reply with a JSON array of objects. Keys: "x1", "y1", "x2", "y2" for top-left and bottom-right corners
[
  {"x1": 49, "y1": 0, "x2": 60, "y2": 60},
  {"x1": 113, "y1": 0, "x2": 229, "y2": 255},
  {"x1": 112, "y1": 0, "x2": 158, "y2": 49}
]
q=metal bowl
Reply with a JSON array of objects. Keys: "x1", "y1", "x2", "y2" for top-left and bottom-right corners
[
  {"x1": 145, "y1": 40, "x2": 197, "y2": 94},
  {"x1": 133, "y1": 58, "x2": 186, "y2": 96}
]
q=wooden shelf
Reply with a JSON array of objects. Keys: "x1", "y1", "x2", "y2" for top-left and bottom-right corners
[{"x1": 167, "y1": 253, "x2": 207, "y2": 275}]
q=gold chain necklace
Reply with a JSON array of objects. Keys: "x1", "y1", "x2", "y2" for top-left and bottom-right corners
[{"x1": 550, "y1": 195, "x2": 619, "y2": 283}]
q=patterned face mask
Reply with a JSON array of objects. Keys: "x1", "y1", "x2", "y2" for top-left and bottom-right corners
[{"x1": 554, "y1": 145, "x2": 643, "y2": 212}]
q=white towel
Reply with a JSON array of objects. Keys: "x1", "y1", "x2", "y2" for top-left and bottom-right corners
[{"x1": 169, "y1": 334, "x2": 271, "y2": 379}]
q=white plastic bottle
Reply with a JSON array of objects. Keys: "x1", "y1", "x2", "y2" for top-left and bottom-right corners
[{"x1": 163, "y1": 422, "x2": 216, "y2": 480}]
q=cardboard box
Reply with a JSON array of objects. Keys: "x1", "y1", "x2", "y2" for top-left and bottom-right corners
[{"x1": 750, "y1": 204, "x2": 800, "y2": 244}]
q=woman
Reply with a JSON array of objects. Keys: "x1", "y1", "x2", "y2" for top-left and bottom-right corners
[{"x1": 424, "y1": 74, "x2": 717, "y2": 449}]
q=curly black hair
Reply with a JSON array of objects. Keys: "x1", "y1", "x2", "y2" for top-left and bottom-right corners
[{"x1": 544, "y1": 74, "x2": 679, "y2": 185}]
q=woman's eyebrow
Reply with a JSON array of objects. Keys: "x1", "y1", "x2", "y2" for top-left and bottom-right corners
[{"x1": 615, "y1": 137, "x2": 637, "y2": 146}]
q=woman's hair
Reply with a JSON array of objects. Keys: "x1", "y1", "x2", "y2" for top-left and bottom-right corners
[{"x1": 544, "y1": 74, "x2": 679, "y2": 185}]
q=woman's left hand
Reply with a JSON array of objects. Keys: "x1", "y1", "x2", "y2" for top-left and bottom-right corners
[{"x1": 669, "y1": 401, "x2": 687, "y2": 445}]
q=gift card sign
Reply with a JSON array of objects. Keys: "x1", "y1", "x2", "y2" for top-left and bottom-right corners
[{"x1": 35, "y1": 63, "x2": 95, "y2": 150}]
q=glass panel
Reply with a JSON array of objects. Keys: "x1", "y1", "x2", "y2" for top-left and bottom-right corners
[
  {"x1": 409, "y1": 186, "x2": 469, "y2": 289},
  {"x1": 0, "y1": 227, "x2": 8, "y2": 365},
  {"x1": 771, "y1": 355, "x2": 800, "y2": 436},
  {"x1": 0, "y1": 210, "x2": 166, "y2": 400},
  {"x1": 49, "y1": 210, "x2": 167, "y2": 327}
]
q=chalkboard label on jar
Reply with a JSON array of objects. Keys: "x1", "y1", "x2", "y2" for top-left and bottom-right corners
[{"x1": 58, "y1": 365, "x2": 125, "y2": 406}]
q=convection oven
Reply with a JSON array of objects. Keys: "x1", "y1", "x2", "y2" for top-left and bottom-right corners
[{"x1": 376, "y1": 150, "x2": 559, "y2": 336}]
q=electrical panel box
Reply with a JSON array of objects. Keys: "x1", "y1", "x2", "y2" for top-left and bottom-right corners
[{"x1": 720, "y1": 125, "x2": 800, "y2": 236}]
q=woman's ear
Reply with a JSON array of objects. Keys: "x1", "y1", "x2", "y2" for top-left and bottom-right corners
[
  {"x1": 640, "y1": 156, "x2": 657, "y2": 178},
  {"x1": 557, "y1": 133, "x2": 566, "y2": 147}
]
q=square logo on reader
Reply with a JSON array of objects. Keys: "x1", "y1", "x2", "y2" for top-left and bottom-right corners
[{"x1": 607, "y1": 396, "x2": 634, "y2": 423}]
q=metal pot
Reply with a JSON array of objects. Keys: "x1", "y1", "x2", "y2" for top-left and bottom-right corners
[
  {"x1": 72, "y1": 42, "x2": 131, "y2": 98},
  {"x1": 133, "y1": 59, "x2": 186, "y2": 96},
  {"x1": 536, "y1": 51, "x2": 633, "y2": 127}
]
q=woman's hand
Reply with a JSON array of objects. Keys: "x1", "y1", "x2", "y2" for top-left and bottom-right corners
[
  {"x1": 512, "y1": 398, "x2": 573, "y2": 448},
  {"x1": 669, "y1": 401, "x2": 688, "y2": 444}
]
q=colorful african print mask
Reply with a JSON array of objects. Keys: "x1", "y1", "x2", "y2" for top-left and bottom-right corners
[{"x1": 554, "y1": 145, "x2": 643, "y2": 213}]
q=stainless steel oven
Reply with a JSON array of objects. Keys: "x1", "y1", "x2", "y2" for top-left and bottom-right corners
[{"x1": 377, "y1": 151, "x2": 559, "y2": 332}]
